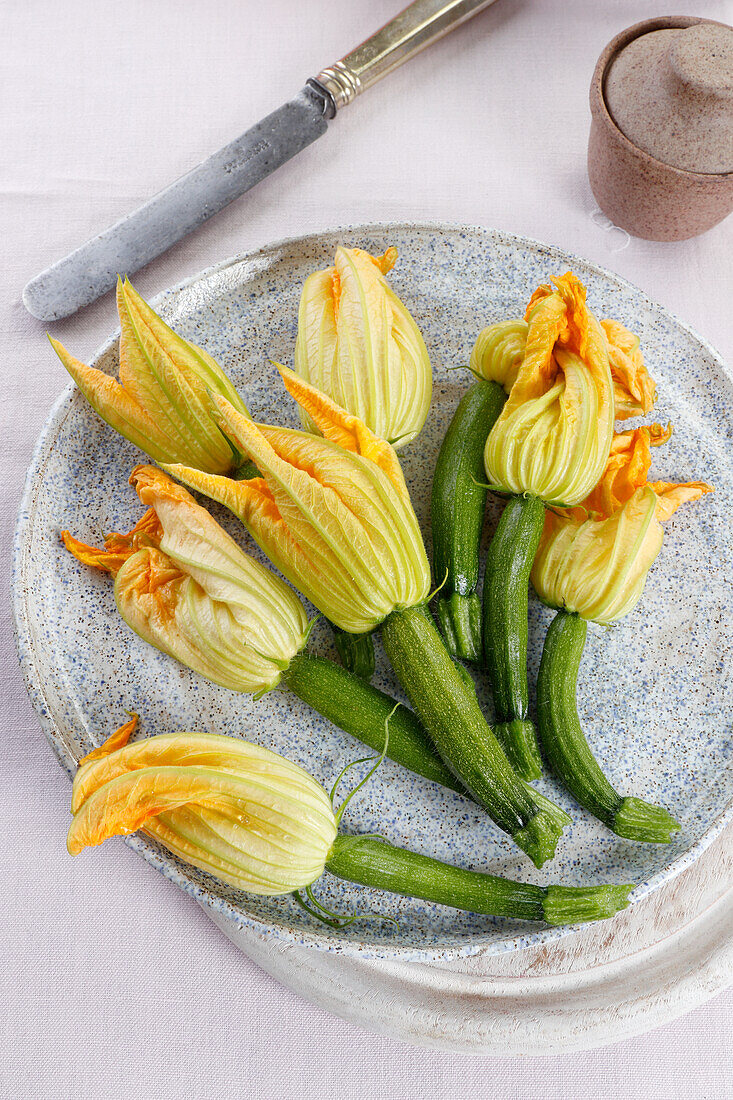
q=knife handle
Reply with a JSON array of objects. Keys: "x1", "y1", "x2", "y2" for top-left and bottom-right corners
[{"x1": 314, "y1": 0, "x2": 498, "y2": 109}]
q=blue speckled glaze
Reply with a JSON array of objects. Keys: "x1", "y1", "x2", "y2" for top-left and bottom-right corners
[{"x1": 13, "y1": 223, "x2": 733, "y2": 962}]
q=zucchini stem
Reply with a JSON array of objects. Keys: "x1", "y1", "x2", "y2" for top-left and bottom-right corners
[
  {"x1": 330, "y1": 625, "x2": 375, "y2": 681},
  {"x1": 326, "y1": 835, "x2": 632, "y2": 925},
  {"x1": 432, "y1": 380, "x2": 506, "y2": 661},
  {"x1": 482, "y1": 493, "x2": 545, "y2": 781},
  {"x1": 380, "y1": 604, "x2": 567, "y2": 868},
  {"x1": 435, "y1": 593, "x2": 482, "y2": 665},
  {"x1": 536, "y1": 609, "x2": 680, "y2": 843}
]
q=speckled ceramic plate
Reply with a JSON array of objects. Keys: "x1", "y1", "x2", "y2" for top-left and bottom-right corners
[{"x1": 13, "y1": 223, "x2": 733, "y2": 962}]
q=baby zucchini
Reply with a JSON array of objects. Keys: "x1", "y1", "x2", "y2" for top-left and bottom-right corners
[
  {"x1": 432, "y1": 379, "x2": 506, "y2": 661},
  {"x1": 326, "y1": 835, "x2": 632, "y2": 925},
  {"x1": 482, "y1": 493, "x2": 545, "y2": 781},
  {"x1": 536, "y1": 609, "x2": 680, "y2": 842}
]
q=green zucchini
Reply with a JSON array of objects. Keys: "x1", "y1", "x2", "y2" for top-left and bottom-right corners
[
  {"x1": 536, "y1": 609, "x2": 680, "y2": 842},
  {"x1": 432, "y1": 379, "x2": 506, "y2": 661},
  {"x1": 284, "y1": 654, "x2": 567, "y2": 833},
  {"x1": 380, "y1": 604, "x2": 568, "y2": 868},
  {"x1": 325, "y1": 835, "x2": 632, "y2": 925},
  {"x1": 482, "y1": 493, "x2": 545, "y2": 781}
]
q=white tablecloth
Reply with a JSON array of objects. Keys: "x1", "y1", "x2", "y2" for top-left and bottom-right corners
[{"x1": 2, "y1": 1, "x2": 731, "y2": 1096}]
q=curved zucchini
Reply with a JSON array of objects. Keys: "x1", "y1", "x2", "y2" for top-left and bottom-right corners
[
  {"x1": 482, "y1": 493, "x2": 545, "y2": 781},
  {"x1": 536, "y1": 609, "x2": 680, "y2": 842},
  {"x1": 432, "y1": 379, "x2": 506, "y2": 661}
]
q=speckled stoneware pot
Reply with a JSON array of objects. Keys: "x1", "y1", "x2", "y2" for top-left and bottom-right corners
[
  {"x1": 13, "y1": 223, "x2": 733, "y2": 963},
  {"x1": 589, "y1": 17, "x2": 733, "y2": 241}
]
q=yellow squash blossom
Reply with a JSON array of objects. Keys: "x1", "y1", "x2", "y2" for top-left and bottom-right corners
[
  {"x1": 484, "y1": 273, "x2": 615, "y2": 506},
  {"x1": 63, "y1": 466, "x2": 309, "y2": 693},
  {"x1": 532, "y1": 425, "x2": 713, "y2": 623},
  {"x1": 165, "y1": 367, "x2": 431, "y2": 634},
  {"x1": 50, "y1": 278, "x2": 248, "y2": 473},
  {"x1": 472, "y1": 311, "x2": 655, "y2": 421},
  {"x1": 67, "y1": 719, "x2": 337, "y2": 895},
  {"x1": 63, "y1": 468, "x2": 470, "y2": 790},
  {"x1": 294, "y1": 246, "x2": 431, "y2": 448},
  {"x1": 470, "y1": 319, "x2": 529, "y2": 393}
]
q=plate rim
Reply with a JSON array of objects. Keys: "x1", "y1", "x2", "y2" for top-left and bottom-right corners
[{"x1": 13, "y1": 219, "x2": 733, "y2": 962}]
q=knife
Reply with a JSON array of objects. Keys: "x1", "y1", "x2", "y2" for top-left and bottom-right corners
[{"x1": 23, "y1": 0, "x2": 498, "y2": 322}]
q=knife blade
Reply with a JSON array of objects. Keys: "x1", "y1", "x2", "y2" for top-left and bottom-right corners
[
  {"x1": 23, "y1": 85, "x2": 331, "y2": 322},
  {"x1": 23, "y1": 0, "x2": 497, "y2": 322}
]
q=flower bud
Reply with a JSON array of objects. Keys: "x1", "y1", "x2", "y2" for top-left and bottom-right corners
[
  {"x1": 165, "y1": 368, "x2": 431, "y2": 634},
  {"x1": 532, "y1": 425, "x2": 713, "y2": 622},
  {"x1": 469, "y1": 320, "x2": 528, "y2": 392},
  {"x1": 532, "y1": 486, "x2": 664, "y2": 623},
  {"x1": 294, "y1": 246, "x2": 431, "y2": 448},
  {"x1": 67, "y1": 720, "x2": 337, "y2": 895},
  {"x1": 50, "y1": 279, "x2": 248, "y2": 473},
  {"x1": 63, "y1": 466, "x2": 308, "y2": 694},
  {"x1": 484, "y1": 273, "x2": 615, "y2": 506}
]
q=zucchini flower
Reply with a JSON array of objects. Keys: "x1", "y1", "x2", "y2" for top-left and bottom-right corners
[
  {"x1": 63, "y1": 465, "x2": 309, "y2": 694},
  {"x1": 472, "y1": 314, "x2": 655, "y2": 420},
  {"x1": 533, "y1": 485, "x2": 664, "y2": 624},
  {"x1": 165, "y1": 367, "x2": 431, "y2": 634},
  {"x1": 67, "y1": 718, "x2": 338, "y2": 894},
  {"x1": 67, "y1": 720, "x2": 632, "y2": 926},
  {"x1": 479, "y1": 274, "x2": 618, "y2": 779},
  {"x1": 484, "y1": 273, "x2": 615, "y2": 506},
  {"x1": 533, "y1": 428, "x2": 712, "y2": 843},
  {"x1": 294, "y1": 246, "x2": 431, "y2": 448},
  {"x1": 50, "y1": 278, "x2": 248, "y2": 473},
  {"x1": 532, "y1": 424, "x2": 715, "y2": 622},
  {"x1": 64, "y1": 466, "x2": 463, "y2": 793},
  {"x1": 469, "y1": 319, "x2": 528, "y2": 393}
]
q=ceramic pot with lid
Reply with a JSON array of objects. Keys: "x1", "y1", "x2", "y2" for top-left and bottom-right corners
[{"x1": 588, "y1": 16, "x2": 733, "y2": 241}]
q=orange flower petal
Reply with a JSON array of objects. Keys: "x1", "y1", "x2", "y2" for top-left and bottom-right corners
[
  {"x1": 78, "y1": 715, "x2": 139, "y2": 767},
  {"x1": 49, "y1": 336, "x2": 176, "y2": 459},
  {"x1": 650, "y1": 481, "x2": 714, "y2": 521},
  {"x1": 71, "y1": 733, "x2": 328, "y2": 820},
  {"x1": 567, "y1": 424, "x2": 712, "y2": 523},
  {"x1": 62, "y1": 531, "x2": 131, "y2": 576},
  {"x1": 62, "y1": 500, "x2": 163, "y2": 578},
  {"x1": 276, "y1": 365, "x2": 409, "y2": 500},
  {"x1": 601, "y1": 319, "x2": 657, "y2": 420},
  {"x1": 67, "y1": 766, "x2": 227, "y2": 854}
]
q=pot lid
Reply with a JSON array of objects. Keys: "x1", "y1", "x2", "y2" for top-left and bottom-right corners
[{"x1": 604, "y1": 23, "x2": 733, "y2": 174}]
